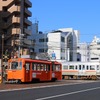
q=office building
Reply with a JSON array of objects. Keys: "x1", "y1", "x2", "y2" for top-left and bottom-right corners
[{"x1": 32, "y1": 28, "x2": 79, "y2": 62}]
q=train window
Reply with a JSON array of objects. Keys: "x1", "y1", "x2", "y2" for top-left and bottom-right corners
[
  {"x1": 90, "y1": 65, "x2": 95, "y2": 70},
  {"x1": 63, "y1": 65, "x2": 68, "y2": 70},
  {"x1": 75, "y1": 66, "x2": 77, "y2": 69},
  {"x1": 82, "y1": 65, "x2": 85, "y2": 70},
  {"x1": 87, "y1": 66, "x2": 89, "y2": 70},
  {"x1": 79, "y1": 65, "x2": 81, "y2": 70},
  {"x1": 69, "y1": 65, "x2": 74, "y2": 69},
  {"x1": 97, "y1": 65, "x2": 99, "y2": 70}
]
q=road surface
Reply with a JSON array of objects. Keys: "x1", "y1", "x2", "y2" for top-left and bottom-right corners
[{"x1": 0, "y1": 80, "x2": 100, "y2": 100}]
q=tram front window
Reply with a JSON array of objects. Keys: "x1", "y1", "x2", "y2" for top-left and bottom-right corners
[{"x1": 10, "y1": 62, "x2": 22, "y2": 70}]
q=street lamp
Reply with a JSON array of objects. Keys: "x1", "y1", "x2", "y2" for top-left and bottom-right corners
[{"x1": 1, "y1": 34, "x2": 4, "y2": 83}]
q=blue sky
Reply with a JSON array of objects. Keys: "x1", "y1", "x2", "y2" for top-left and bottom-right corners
[{"x1": 30, "y1": 0, "x2": 100, "y2": 43}]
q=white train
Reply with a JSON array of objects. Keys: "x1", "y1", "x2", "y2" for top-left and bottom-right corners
[{"x1": 62, "y1": 61, "x2": 100, "y2": 80}]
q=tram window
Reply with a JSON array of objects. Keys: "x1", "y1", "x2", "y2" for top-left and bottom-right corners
[
  {"x1": 40, "y1": 64, "x2": 44, "y2": 71},
  {"x1": 37, "y1": 64, "x2": 40, "y2": 71},
  {"x1": 25, "y1": 63, "x2": 30, "y2": 70},
  {"x1": 43, "y1": 64, "x2": 50, "y2": 71},
  {"x1": 52, "y1": 64, "x2": 60, "y2": 71},
  {"x1": 18, "y1": 62, "x2": 22, "y2": 70},
  {"x1": 63, "y1": 65, "x2": 68, "y2": 70},
  {"x1": 52, "y1": 64, "x2": 55, "y2": 71},
  {"x1": 55, "y1": 65, "x2": 61, "y2": 71},
  {"x1": 44, "y1": 64, "x2": 47, "y2": 71},
  {"x1": 69, "y1": 66, "x2": 74, "y2": 69},
  {"x1": 11, "y1": 62, "x2": 18, "y2": 69},
  {"x1": 47, "y1": 64, "x2": 50, "y2": 71},
  {"x1": 32, "y1": 63, "x2": 37, "y2": 70}
]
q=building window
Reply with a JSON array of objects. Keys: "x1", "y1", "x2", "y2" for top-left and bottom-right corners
[
  {"x1": 46, "y1": 38, "x2": 48, "y2": 42},
  {"x1": 39, "y1": 49, "x2": 44, "y2": 52},
  {"x1": 77, "y1": 46, "x2": 80, "y2": 49},
  {"x1": 39, "y1": 38, "x2": 44, "y2": 42},
  {"x1": 91, "y1": 58, "x2": 99, "y2": 60},
  {"x1": 61, "y1": 36, "x2": 65, "y2": 42},
  {"x1": 61, "y1": 48, "x2": 65, "y2": 53},
  {"x1": 61, "y1": 57, "x2": 65, "y2": 60},
  {"x1": 39, "y1": 38, "x2": 48, "y2": 42},
  {"x1": 97, "y1": 48, "x2": 100, "y2": 50}
]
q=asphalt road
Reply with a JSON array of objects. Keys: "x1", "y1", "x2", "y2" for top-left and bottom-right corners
[{"x1": 0, "y1": 80, "x2": 100, "y2": 100}]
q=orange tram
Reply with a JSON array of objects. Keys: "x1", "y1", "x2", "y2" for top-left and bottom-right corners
[{"x1": 5, "y1": 58, "x2": 62, "y2": 83}]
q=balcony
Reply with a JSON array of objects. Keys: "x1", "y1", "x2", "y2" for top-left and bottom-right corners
[
  {"x1": 24, "y1": 28, "x2": 31, "y2": 36},
  {"x1": 1, "y1": 0, "x2": 14, "y2": 6},
  {"x1": 13, "y1": 38, "x2": 34, "y2": 47},
  {"x1": 25, "y1": 0, "x2": 32, "y2": 7},
  {"x1": 25, "y1": 8, "x2": 32, "y2": 17},
  {"x1": 12, "y1": 16, "x2": 20, "y2": 23},
  {"x1": 8, "y1": 5, "x2": 20, "y2": 13},
  {"x1": 12, "y1": 28, "x2": 20, "y2": 35},
  {"x1": 24, "y1": 18, "x2": 32, "y2": 26},
  {"x1": 1, "y1": 16, "x2": 20, "y2": 29},
  {"x1": 12, "y1": 39, "x2": 20, "y2": 46},
  {"x1": 23, "y1": 38, "x2": 34, "y2": 45}
]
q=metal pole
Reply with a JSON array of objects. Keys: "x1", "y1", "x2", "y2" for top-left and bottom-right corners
[
  {"x1": 1, "y1": 34, "x2": 4, "y2": 83},
  {"x1": 19, "y1": 33, "x2": 21, "y2": 58}
]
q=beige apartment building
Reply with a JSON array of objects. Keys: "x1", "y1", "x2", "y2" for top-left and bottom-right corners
[{"x1": 0, "y1": 0, "x2": 33, "y2": 59}]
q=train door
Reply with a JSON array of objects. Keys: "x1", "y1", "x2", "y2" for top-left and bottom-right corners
[
  {"x1": 78, "y1": 65, "x2": 85, "y2": 76},
  {"x1": 25, "y1": 62, "x2": 31, "y2": 82}
]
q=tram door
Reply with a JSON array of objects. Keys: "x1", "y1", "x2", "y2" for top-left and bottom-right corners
[
  {"x1": 25, "y1": 62, "x2": 31, "y2": 82},
  {"x1": 78, "y1": 65, "x2": 85, "y2": 76}
]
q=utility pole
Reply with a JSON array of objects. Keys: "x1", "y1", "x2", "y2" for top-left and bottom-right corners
[
  {"x1": 19, "y1": 32, "x2": 24, "y2": 58},
  {"x1": 1, "y1": 34, "x2": 4, "y2": 83},
  {"x1": 20, "y1": 0, "x2": 24, "y2": 56}
]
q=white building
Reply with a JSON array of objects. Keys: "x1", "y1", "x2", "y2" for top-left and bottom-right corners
[
  {"x1": 77, "y1": 36, "x2": 100, "y2": 62},
  {"x1": 32, "y1": 28, "x2": 79, "y2": 62},
  {"x1": 89, "y1": 36, "x2": 100, "y2": 61},
  {"x1": 77, "y1": 43, "x2": 90, "y2": 62}
]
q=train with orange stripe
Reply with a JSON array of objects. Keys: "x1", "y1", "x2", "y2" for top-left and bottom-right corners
[
  {"x1": 5, "y1": 58, "x2": 62, "y2": 83},
  {"x1": 62, "y1": 61, "x2": 100, "y2": 80}
]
